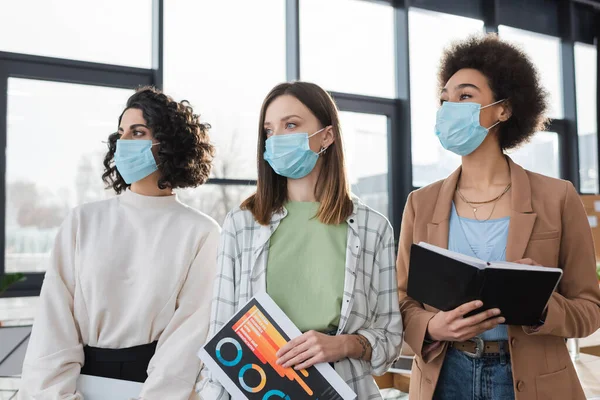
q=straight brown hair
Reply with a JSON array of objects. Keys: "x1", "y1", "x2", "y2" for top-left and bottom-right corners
[{"x1": 241, "y1": 81, "x2": 353, "y2": 226}]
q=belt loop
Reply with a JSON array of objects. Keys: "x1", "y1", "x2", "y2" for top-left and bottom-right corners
[{"x1": 499, "y1": 341, "x2": 508, "y2": 365}]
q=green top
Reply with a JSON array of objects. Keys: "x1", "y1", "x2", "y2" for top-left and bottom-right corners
[{"x1": 266, "y1": 202, "x2": 347, "y2": 333}]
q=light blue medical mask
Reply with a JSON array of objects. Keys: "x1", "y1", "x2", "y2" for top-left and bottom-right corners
[
  {"x1": 115, "y1": 139, "x2": 160, "y2": 184},
  {"x1": 435, "y1": 99, "x2": 505, "y2": 156},
  {"x1": 264, "y1": 128, "x2": 327, "y2": 179}
]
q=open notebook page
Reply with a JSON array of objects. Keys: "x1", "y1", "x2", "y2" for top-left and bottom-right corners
[
  {"x1": 417, "y1": 242, "x2": 487, "y2": 269},
  {"x1": 418, "y1": 242, "x2": 563, "y2": 275},
  {"x1": 489, "y1": 260, "x2": 562, "y2": 274}
]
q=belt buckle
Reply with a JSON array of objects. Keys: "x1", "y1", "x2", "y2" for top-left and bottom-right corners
[{"x1": 463, "y1": 337, "x2": 485, "y2": 359}]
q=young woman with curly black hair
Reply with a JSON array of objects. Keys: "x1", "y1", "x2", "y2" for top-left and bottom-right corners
[
  {"x1": 19, "y1": 87, "x2": 220, "y2": 400},
  {"x1": 396, "y1": 34, "x2": 600, "y2": 400}
]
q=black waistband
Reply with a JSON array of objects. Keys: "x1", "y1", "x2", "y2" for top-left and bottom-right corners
[
  {"x1": 81, "y1": 341, "x2": 158, "y2": 382},
  {"x1": 83, "y1": 341, "x2": 158, "y2": 363}
]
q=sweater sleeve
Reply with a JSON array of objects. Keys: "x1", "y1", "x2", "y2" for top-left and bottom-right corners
[
  {"x1": 139, "y1": 223, "x2": 221, "y2": 400},
  {"x1": 19, "y1": 209, "x2": 85, "y2": 400}
]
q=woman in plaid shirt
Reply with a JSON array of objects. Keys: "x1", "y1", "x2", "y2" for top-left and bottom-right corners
[{"x1": 197, "y1": 81, "x2": 403, "y2": 399}]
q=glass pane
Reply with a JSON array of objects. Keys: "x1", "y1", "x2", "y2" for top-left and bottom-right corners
[
  {"x1": 575, "y1": 43, "x2": 598, "y2": 194},
  {"x1": 0, "y1": 377, "x2": 20, "y2": 397},
  {"x1": 506, "y1": 132, "x2": 559, "y2": 178},
  {"x1": 0, "y1": 0, "x2": 152, "y2": 68},
  {"x1": 498, "y1": 26, "x2": 563, "y2": 119},
  {"x1": 164, "y1": 0, "x2": 286, "y2": 180},
  {"x1": 409, "y1": 8, "x2": 484, "y2": 187},
  {"x1": 300, "y1": 0, "x2": 395, "y2": 98},
  {"x1": 339, "y1": 112, "x2": 389, "y2": 218},
  {"x1": 0, "y1": 297, "x2": 38, "y2": 325},
  {"x1": 6, "y1": 78, "x2": 131, "y2": 274},
  {"x1": 176, "y1": 185, "x2": 256, "y2": 225}
]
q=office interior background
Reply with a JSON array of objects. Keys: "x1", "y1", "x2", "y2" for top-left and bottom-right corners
[{"x1": 0, "y1": 0, "x2": 598, "y2": 396}]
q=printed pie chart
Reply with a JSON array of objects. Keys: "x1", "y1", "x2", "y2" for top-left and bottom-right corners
[
  {"x1": 215, "y1": 337, "x2": 243, "y2": 367},
  {"x1": 262, "y1": 389, "x2": 291, "y2": 399},
  {"x1": 239, "y1": 364, "x2": 267, "y2": 393}
]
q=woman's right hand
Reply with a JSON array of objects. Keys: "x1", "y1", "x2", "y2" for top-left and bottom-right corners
[{"x1": 426, "y1": 300, "x2": 505, "y2": 342}]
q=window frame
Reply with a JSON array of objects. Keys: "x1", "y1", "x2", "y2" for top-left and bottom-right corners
[
  {"x1": 2, "y1": 0, "x2": 599, "y2": 297},
  {"x1": 0, "y1": 0, "x2": 160, "y2": 297},
  {"x1": 407, "y1": 0, "x2": 596, "y2": 193}
]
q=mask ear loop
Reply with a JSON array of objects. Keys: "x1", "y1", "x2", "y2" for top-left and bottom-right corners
[
  {"x1": 309, "y1": 127, "x2": 329, "y2": 155},
  {"x1": 481, "y1": 99, "x2": 507, "y2": 131},
  {"x1": 480, "y1": 98, "x2": 507, "y2": 110},
  {"x1": 308, "y1": 127, "x2": 326, "y2": 138},
  {"x1": 486, "y1": 120, "x2": 501, "y2": 131},
  {"x1": 150, "y1": 141, "x2": 162, "y2": 168}
]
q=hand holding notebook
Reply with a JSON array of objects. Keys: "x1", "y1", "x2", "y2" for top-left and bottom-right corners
[
  {"x1": 426, "y1": 299, "x2": 506, "y2": 342},
  {"x1": 407, "y1": 242, "x2": 563, "y2": 326}
]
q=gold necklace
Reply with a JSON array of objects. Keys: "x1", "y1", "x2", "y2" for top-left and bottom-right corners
[
  {"x1": 461, "y1": 184, "x2": 512, "y2": 204},
  {"x1": 456, "y1": 183, "x2": 511, "y2": 221}
]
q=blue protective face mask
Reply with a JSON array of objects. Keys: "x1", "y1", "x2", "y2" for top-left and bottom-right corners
[
  {"x1": 435, "y1": 99, "x2": 505, "y2": 156},
  {"x1": 115, "y1": 139, "x2": 160, "y2": 184},
  {"x1": 263, "y1": 128, "x2": 326, "y2": 179}
]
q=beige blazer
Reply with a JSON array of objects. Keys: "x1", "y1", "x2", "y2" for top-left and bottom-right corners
[{"x1": 397, "y1": 158, "x2": 600, "y2": 400}]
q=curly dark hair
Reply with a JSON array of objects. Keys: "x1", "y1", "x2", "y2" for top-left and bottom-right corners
[
  {"x1": 102, "y1": 86, "x2": 215, "y2": 193},
  {"x1": 438, "y1": 34, "x2": 549, "y2": 150}
]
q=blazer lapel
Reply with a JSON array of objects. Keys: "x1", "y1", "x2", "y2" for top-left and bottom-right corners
[
  {"x1": 426, "y1": 157, "x2": 537, "y2": 260},
  {"x1": 505, "y1": 157, "x2": 537, "y2": 261},
  {"x1": 506, "y1": 213, "x2": 537, "y2": 261},
  {"x1": 427, "y1": 166, "x2": 461, "y2": 249},
  {"x1": 427, "y1": 221, "x2": 450, "y2": 249},
  {"x1": 422, "y1": 168, "x2": 460, "y2": 313}
]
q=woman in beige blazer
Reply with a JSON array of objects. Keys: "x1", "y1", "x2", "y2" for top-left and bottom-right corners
[{"x1": 397, "y1": 34, "x2": 600, "y2": 400}]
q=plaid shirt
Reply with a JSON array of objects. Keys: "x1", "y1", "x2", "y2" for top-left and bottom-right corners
[{"x1": 196, "y1": 198, "x2": 403, "y2": 400}]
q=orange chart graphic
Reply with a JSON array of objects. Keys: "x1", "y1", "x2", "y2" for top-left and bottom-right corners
[{"x1": 232, "y1": 305, "x2": 314, "y2": 396}]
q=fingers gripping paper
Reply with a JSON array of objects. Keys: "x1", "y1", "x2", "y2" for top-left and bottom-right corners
[{"x1": 198, "y1": 292, "x2": 356, "y2": 400}]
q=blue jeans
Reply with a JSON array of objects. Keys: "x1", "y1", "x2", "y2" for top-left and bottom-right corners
[{"x1": 433, "y1": 346, "x2": 515, "y2": 400}]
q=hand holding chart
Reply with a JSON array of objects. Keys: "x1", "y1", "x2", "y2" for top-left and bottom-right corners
[{"x1": 198, "y1": 292, "x2": 356, "y2": 400}]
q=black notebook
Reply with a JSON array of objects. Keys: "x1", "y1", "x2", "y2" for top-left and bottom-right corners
[{"x1": 407, "y1": 242, "x2": 563, "y2": 326}]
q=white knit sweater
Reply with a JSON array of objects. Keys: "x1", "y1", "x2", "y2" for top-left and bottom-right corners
[{"x1": 19, "y1": 190, "x2": 220, "y2": 400}]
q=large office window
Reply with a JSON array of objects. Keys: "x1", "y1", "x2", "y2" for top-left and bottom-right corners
[
  {"x1": 0, "y1": 0, "x2": 152, "y2": 68},
  {"x1": 409, "y1": 8, "x2": 484, "y2": 187},
  {"x1": 177, "y1": 185, "x2": 256, "y2": 225},
  {"x1": 506, "y1": 132, "x2": 560, "y2": 178},
  {"x1": 300, "y1": 0, "x2": 395, "y2": 98},
  {"x1": 1, "y1": 0, "x2": 598, "y2": 302},
  {"x1": 163, "y1": 0, "x2": 286, "y2": 223},
  {"x1": 498, "y1": 26, "x2": 563, "y2": 119},
  {"x1": 576, "y1": 43, "x2": 598, "y2": 194},
  {"x1": 5, "y1": 78, "x2": 131, "y2": 274},
  {"x1": 0, "y1": 0, "x2": 154, "y2": 299},
  {"x1": 339, "y1": 112, "x2": 389, "y2": 217},
  {"x1": 497, "y1": 27, "x2": 563, "y2": 179},
  {"x1": 164, "y1": 0, "x2": 285, "y2": 183}
]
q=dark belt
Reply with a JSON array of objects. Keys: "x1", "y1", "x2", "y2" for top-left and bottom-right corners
[
  {"x1": 451, "y1": 338, "x2": 509, "y2": 359},
  {"x1": 81, "y1": 341, "x2": 157, "y2": 382}
]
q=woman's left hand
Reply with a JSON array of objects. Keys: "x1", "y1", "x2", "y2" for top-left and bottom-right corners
[{"x1": 276, "y1": 331, "x2": 348, "y2": 370}]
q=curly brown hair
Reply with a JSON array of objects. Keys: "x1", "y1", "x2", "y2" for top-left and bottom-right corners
[
  {"x1": 102, "y1": 86, "x2": 215, "y2": 193},
  {"x1": 438, "y1": 34, "x2": 550, "y2": 150}
]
